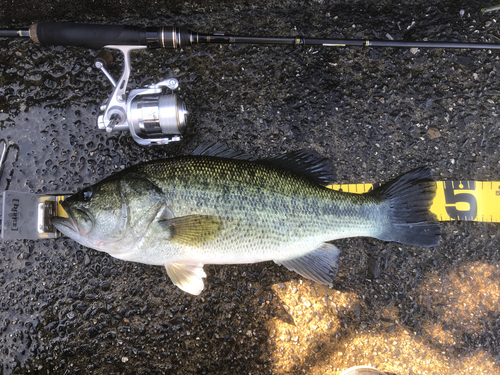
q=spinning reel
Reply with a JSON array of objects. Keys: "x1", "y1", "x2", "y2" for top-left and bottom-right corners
[{"x1": 94, "y1": 46, "x2": 187, "y2": 146}]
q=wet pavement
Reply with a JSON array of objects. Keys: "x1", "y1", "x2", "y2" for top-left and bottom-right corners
[{"x1": 1, "y1": 0, "x2": 500, "y2": 374}]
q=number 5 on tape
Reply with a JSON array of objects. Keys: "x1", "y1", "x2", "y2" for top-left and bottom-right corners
[
  {"x1": 432, "y1": 181, "x2": 500, "y2": 222},
  {"x1": 328, "y1": 181, "x2": 500, "y2": 223}
]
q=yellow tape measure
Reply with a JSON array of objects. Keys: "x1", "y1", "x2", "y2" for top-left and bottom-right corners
[{"x1": 327, "y1": 181, "x2": 500, "y2": 223}]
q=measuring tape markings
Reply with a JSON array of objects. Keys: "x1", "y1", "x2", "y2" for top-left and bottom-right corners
[{"x1": 327, "y1": 181, "x2": 500, "y2": 223}]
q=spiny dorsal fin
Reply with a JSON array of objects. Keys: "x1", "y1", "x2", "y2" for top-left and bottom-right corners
[
  {"x1": 275, "y1": 243, "x2": 340, "y2": 285},
  {"x1": 165, "y1": 263, "x2": 206, "y2": 295},
  {"x1": 260, "y1": 149, "x2": 336, "y2": 186},
  {"x1": 192, "y1": 142, "x2": 253, "y2": 160},
  {"x1": 159, "y1": 215, "x2": 223, "y2": 246},
  {"x1": 193, "y1": 143, "x2": 335, "y2": 185}
]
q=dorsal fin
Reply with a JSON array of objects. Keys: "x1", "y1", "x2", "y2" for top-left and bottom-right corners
[
  {"x1": 192, "y1": 143, "x2": 252, "y2": 160},
  {"x1": 260, "y1": 149, "x2": 336, "y2": 186},
  {"x1": 192, "y1": 143, "x2": 335, "y2": 186}
]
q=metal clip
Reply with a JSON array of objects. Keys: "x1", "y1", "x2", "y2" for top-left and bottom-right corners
[{"x1": 0, "y1": 139, "x2": 7, "y2": 179}]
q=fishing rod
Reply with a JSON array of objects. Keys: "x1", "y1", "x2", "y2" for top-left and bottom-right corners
[{"x1": 1, "y1": 22, "x2": 500, "y2": 145}]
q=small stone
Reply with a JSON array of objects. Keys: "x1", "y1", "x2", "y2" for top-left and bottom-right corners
[
  {"x1": 121, "y1": 357, "x2": 129, "y2": 363},
  {"x1": 427, "y1": 125, "x2": 441, "y2": 139},
  {"x1": 410, "y1": 48, "x2": 419, "y2": 55},
  {"x1": 102, "y1": 267, "x2": 111, "y2": 278}
]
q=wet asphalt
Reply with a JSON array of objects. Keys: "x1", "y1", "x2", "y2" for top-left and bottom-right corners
[{"x1": 1, "y1": 1, "x2": 500, "y2": 374}]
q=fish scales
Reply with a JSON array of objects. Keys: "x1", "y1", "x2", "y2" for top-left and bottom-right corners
[
  {"x1": 53, "y1": 147, "x2": 439, "y2": 295},
  {"x1": 131, "y1": 156, "x2": 386, "y2": 263}
]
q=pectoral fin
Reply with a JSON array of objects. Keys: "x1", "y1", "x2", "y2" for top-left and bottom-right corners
[
  {"x1": 159, "y1": 215, "x2": 223, "y2": 246},
  {"x1": 165, "y1": 263, "x2": 207, "y2": 295},
  {"x1": 275, "y1": 243, "x2": 340, "y2": 285}
]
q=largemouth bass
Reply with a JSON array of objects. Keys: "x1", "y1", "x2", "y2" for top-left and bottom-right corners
[{"x1": 53, "y1": 144, "x2": 440, "y2": 295}]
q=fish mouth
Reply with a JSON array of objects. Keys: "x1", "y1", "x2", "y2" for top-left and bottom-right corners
[
  {"x1": 52, "y1": 205, "x2": 94, "y2": 237},
  {"x1": 52, "y1": 215, "x2": 79, "y2": 235}
]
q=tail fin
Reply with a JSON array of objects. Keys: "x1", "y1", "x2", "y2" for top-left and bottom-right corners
[{"x1": 373, "y1": 167, "x2": 440, "y2": 247}]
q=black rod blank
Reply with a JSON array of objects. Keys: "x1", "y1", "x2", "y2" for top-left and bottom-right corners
[
  {"x1": 203, "y1": 35, "x2": 500, "y2": 50},
  {"x1": 0, "y1": 29, "x2": 29, "y2": 37},
  {"x1": 1, "y1": 22, "x2": 500, "y2": 51}
]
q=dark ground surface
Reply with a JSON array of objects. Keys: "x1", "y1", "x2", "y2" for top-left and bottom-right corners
[{"x1": 1, "y1": 1, "x2": 500, "y2": 374}]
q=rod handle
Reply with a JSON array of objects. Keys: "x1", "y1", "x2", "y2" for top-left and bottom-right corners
[
  {"x1": 30, "y1": 22, "x2": 149, "y2": 49},
  {"x1": 30, "y1": 22, "x2": 195, "y2": 49}
]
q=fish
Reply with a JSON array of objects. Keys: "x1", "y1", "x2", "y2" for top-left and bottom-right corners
[{"x1": 52, "y1": 144, "x2": 440, "y2": 295}]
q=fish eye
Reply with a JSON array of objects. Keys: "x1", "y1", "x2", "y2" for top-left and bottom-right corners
[{"x1": 79, "y1": 187, "x2": 93, "y2": 201}]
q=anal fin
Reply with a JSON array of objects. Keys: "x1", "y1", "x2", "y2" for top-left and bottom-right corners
[
  {"x1": 166, "y1": 263, "x2": 207, "y2": 295},
  {"x1": 275, "y1": 243, "x2": 340, "y2": 285}
]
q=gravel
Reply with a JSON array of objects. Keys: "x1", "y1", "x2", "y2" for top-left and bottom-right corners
[{"x1": 1, "y1": 1, "x2": 500, "y2": 374}]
